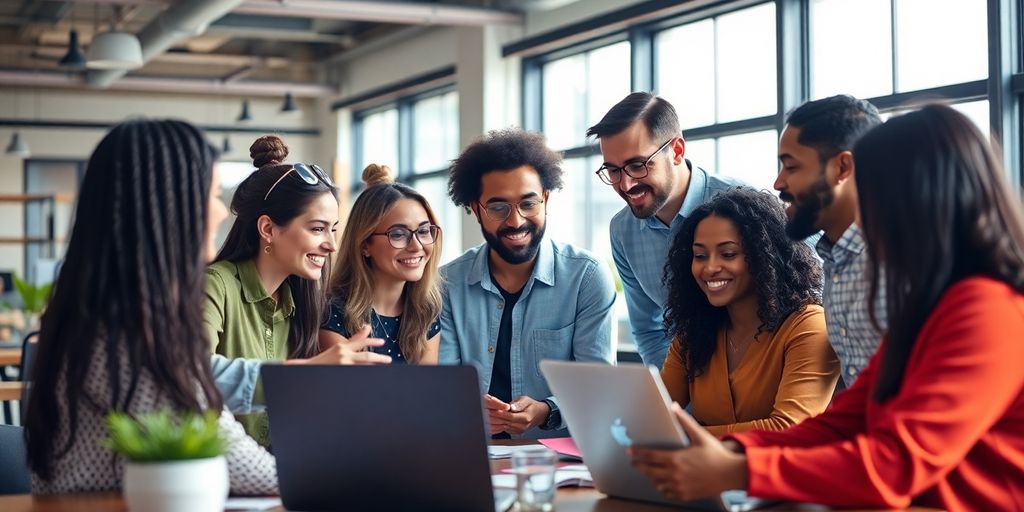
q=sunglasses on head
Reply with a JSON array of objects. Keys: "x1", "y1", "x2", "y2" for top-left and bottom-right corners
[{"x1": 264, "y1": 163, "x2": 332, "y2": 201}]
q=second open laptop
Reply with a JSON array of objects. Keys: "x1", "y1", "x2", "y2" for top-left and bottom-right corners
[
  {"x1": 540, "y1": 361, "x2": 767, "y2": 512},
  {"x1": 261, "y1": 364, "x2": 515, "y2": 512}
]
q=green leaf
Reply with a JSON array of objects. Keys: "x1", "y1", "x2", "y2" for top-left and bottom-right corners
[{"x1": 104, "y1": 409, "x2": 226, "y2": 462}]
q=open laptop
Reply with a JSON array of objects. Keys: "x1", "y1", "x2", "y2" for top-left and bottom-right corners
[
  {"x1": 262, "y1": 365, "x2": 515, "y2": 512},
  {"x1": 540, "y1": 361, "x2": 766, "y2": 511}
]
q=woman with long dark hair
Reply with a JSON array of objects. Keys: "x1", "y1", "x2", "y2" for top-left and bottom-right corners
[
  {"x1": 320, "y1": 164, "x2": 444, "y2": 364},
  {"x1": 660, "y1": 187, "x2": 838, "y2": 436},
  {"x1": 206, "y1": 135, "x2": 383, "y2": 446},
  {"x1": 630, "y1": 105, "x2": 1024, "y2": 510},
  {"x1": 26, "y1": 119, "x2": 277, "y2": 494}
]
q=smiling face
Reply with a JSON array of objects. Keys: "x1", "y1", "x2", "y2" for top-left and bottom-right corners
[
  {"x1": 473, "y1": 165, "x2": 548, "y2": 265},
  {"x1": 266, "y1": 191, "x2": 339, "y2": 280},
  {"x1": 597, "y1": 121, "x2": 680, "y2": 219},
  {"x1": 691, "y1": 215, "x2": 754, "y2": 308},
  {"x1": 362, "y1": 197, "x2": 435, "y2": 285},
  {"x1": 775, "y1": 125, "x2": 839, "y2": 240}
]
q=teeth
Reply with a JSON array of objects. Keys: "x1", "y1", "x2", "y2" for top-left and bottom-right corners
[
  {"x1": 706, "y1": 280, "x2": 729, "y2": 290},
  {"x1": 398, "y1": 256, "x2": 423, "y2": 265},
  {"x1": 505, "y1": 232, "x2": 528, "y2": 240},
  {"x1": 627, "y1": 190, "x2": 647, "y2": 199},
  {"x1": 308, "y1": 255, "x2": 325, "y2": 265}
]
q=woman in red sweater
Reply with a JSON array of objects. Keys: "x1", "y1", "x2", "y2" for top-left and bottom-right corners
[{"x1": 629, "y1": 104, "x2": 1024, "y2": 511}]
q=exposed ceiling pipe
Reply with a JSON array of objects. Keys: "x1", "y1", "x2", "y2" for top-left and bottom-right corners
[
  {"x1": 0, "y1": 70, "x2": 336, "y2": 98},
  {"x1": 69, "y1": 0, "x2": 524, "y2": 26},
  {"x1": 87, "y1": 0, "x2": 245, "y2": 88}
]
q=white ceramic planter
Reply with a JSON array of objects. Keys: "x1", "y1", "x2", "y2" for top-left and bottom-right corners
[{"x1": 123, "y1": 455, "x2": 229, "y2": 512}]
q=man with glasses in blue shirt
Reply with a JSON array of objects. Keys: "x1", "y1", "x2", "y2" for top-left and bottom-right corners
[
  {"x1": 588, "y1": 92, "x2": 746, "y2": 369},
  {"x1": 439, "y1": 128, "x2": 616, "y2": 439}
]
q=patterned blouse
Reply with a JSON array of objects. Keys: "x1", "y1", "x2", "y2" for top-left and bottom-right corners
[
  {"x1": 31, "y1": 341, "x2": 278, "y2": 496},
  {"x1": 321, "y1": 298, "x2": 440, "y2": 364}
]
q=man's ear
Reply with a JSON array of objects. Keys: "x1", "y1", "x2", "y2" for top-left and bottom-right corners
[
  {"x1": 543, "y1": 191, "x2": 550, "y2": 213},
  {"x1": 834, "y1": 151, "x2": 855, "y2": 185},
  {"x1": 672, "y1": 136, "x2": 686, "y2": 165},
  {"x1": 470, "y1": 202, "x2": 482, "y2": 223}
]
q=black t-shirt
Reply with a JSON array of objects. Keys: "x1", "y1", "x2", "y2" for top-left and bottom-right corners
[
  {"x1": 488, "y1": 274, "x2": 523, "y2": 439},
  {"x1": 321, "y1": 297, "x2": 440, "y2": 364}
]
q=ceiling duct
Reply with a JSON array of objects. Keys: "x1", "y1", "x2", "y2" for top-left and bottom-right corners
[{"x1": 87, "y1": 0, "x2": 245, "y2": 88}]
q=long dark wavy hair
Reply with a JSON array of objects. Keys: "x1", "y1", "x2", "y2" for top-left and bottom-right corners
[
  {"x1": 854, "y1": 104, "x2": 1024, "y2": 402},
  {"x1": 26, "y1": 119, "x2": 223, "y2": 480},
  {"x1": 662, "y1": 187, "x2": 822, "y2": 380},
  {"x1": 214, "y1": 135, "x2": 338, "y2": 359}
]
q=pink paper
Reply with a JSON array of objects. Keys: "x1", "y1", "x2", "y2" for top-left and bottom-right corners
[{"x1": 539, "y1": 437, "x2": 582, "y2": 459}]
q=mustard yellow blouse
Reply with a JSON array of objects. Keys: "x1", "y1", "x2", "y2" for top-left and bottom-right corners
[{"x1": 661, "y1": 304, "x2": 839, "y2": 437}]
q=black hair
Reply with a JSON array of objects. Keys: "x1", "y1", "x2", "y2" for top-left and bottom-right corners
[
  {"x1": 26, "y1": 119, "x2": 223, "y2": 480},
  {"x1": 854, "y1": 104, "x2": 1024, "y2": 402},
  {"x1": 586, "y1": 91, "x2": 680, "y2": 141},
  {"x1": 663, "y1": 187, "x2": 822, "y2": 380},
  {"x1": 785, "y1": 94, "x2": 883, "y2": 163},
  {"x1": 447, "y1": 128, "x2": 563, "y2": 211},
  {"x1": 214, "y1": 135, "x2": 338, "y2": 359}
]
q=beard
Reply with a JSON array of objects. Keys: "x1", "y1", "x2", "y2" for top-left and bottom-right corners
[
  {"x1": 781, "y1": 174, "x2": 835, "y2": 241},
  {"x1": 482, "y1": 220, "x2": 546, "y2": 265},
  {"x1": 621, "y1": 183, "x2": 672, "y2": 219}
]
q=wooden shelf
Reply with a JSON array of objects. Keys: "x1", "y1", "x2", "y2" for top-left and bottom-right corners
[{"x1": 0, "y1": 193, "x2": 74, "y2": 203}]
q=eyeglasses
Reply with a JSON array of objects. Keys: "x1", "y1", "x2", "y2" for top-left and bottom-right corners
[
  {"x1": 264, "y1": 163, "x2": 332, "y2": 201},
  {"x1": 481, "y1": 198, "x2": 545, "y2": 222},
  {"x1": 595, "y1": 138, "x2": 675, "y2": 185},
  {"x1": 370, "y1": 224, "x2": 441, "y2": 249}
]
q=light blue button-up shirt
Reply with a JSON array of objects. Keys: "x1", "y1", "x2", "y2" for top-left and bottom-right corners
[
  {"x1": 610, "y1": 163, "x2": 747, "y2": 369},
  {"x1": 439, "y1": 237, "x2": 616, "y2": 438},
  {"x1": 210, "y1": 354, "x2": 262, "y2": 414}
]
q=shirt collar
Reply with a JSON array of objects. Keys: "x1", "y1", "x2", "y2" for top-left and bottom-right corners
[
  {"x1": 816, "y1": 223, "x2": 865, "y2": 266},
  {"x1": 237, "y1": 258, "x2": 296, "y2": 317},
  {"x1": 467, "y1": 237, "x2": 555, "y2": 289},
  {"x1": 642, "y1": 160, "x2": 708, "y2": 231}
]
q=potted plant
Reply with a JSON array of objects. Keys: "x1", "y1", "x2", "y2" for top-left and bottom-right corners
[{"x1": 105, "y1": 409, "x2": 229, "y2": 512}]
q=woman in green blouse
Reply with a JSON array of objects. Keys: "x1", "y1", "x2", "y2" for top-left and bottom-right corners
[{"x1": 205, "y1": 135, "x2": 389, "y2": 446}]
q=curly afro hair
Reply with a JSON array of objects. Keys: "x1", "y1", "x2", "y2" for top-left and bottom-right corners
[
  {"x1": 662, "y1": 187, "x2": 822, "y2": 380},
  {"x1": 447, "y1": 128, "x2": 563, "y2": 211}
]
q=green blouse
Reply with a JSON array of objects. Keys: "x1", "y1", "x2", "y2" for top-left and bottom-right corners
[{"x1": 204, "y1": 258, "x2": 294, "y2": 447}]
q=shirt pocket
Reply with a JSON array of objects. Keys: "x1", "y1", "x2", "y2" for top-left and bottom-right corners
[{"x1": 529, "y1": 324, "x2": 574, "y2": 379}]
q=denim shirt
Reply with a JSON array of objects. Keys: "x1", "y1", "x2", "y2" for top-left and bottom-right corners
[
  {"x1": 610, "y1": 163, "x2": 746, "y2": 369},
  {"x1": 439, "y1": 238, "x2": 616, "y2": 438},
  {"x1": 210, "y1": 354, "x2": 263, "y2": 414}
]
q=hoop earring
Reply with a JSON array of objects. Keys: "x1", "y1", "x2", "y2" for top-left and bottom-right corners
[{"x1": 264, "y1": 243, "x2": 272, "y2": 254}]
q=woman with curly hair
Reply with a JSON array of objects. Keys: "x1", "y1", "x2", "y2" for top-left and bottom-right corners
[{"x1": 660, "y1": 187, "x2": 839, "y2": 436}]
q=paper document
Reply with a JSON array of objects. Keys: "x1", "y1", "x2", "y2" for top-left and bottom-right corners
[
  {"x1": 488, "y1": 444, "x2": 540, "y2": 459},
  {"x1": 491, "y1": 464, "x2": 594, "y2": 489},
  {"x1": 224, "y1": 497, "x2": 282, "y2": 511}
]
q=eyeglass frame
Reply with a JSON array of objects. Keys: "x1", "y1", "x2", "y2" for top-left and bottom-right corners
[
  {"x1": 594, "y1": 137, "x2": 676, "y2": 185},
  {"x1": 369, "y1": 224, "x2": 441, "y2": 249},
  {"x1": 263, "y1": 163, "x2": 332, "y2": 201},
  {"x1": 479, "y1": 197, "x2": 546, "y2": 222}
]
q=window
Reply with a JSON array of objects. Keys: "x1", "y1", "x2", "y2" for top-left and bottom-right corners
[
  {"x1": 353, "y1": 88, "x2": 464, "y2": 265},
  {"x1": 656, "y1": 2, "x2": 777, "y2": 128},
  {"x1": 356, "y1": 108, "x2": 399, "y2": 178},
  {"x1": 543, "y1": 41, "x2": 631, "y2": 151},
  {"x1": 811, "y1": 0, "x2": 988, "y2": 99}
]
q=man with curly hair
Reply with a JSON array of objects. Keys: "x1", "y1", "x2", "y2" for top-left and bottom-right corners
[
  {"x1": 439, "y1": 128, "x2": 616, "y2": 439},
  {"x1": 588, "y1": 92, "x2": 747, "y2": 369},
  {"x1": 775, "y1": 94, "x2": 883, "y2": 386}
]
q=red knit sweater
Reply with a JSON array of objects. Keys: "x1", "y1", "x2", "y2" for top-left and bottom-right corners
[{"x1": 730, "y1": 276, "x2": 1024, "y2": 511}]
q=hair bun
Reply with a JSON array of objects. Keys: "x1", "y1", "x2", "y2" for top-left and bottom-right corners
[
  {"x1": 250, "y1": 135, "x2": 289, "y2": 168},
  {"x1": 362, "y1": 163, "x2": 395, "y2": 187}
]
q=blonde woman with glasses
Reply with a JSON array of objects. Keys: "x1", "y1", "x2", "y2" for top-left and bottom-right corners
[{"x1": 320, "y1": 164, "x2": 444, "y2": 364}]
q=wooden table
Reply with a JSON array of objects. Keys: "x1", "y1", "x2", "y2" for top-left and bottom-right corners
[
  {"x1": 0, "y1": 381, "x2": 23, "y2": 401},
  {"x1": 0, "y1": 440, "x2": 940, "y2": 511},
  {"x1": 0, "y1": 348, "x2": 22, "y2": 367}
]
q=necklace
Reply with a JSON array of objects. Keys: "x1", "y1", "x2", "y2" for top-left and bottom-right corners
[{"x1": 371, "y1": 309, "x2": 392, "y2": 342}]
